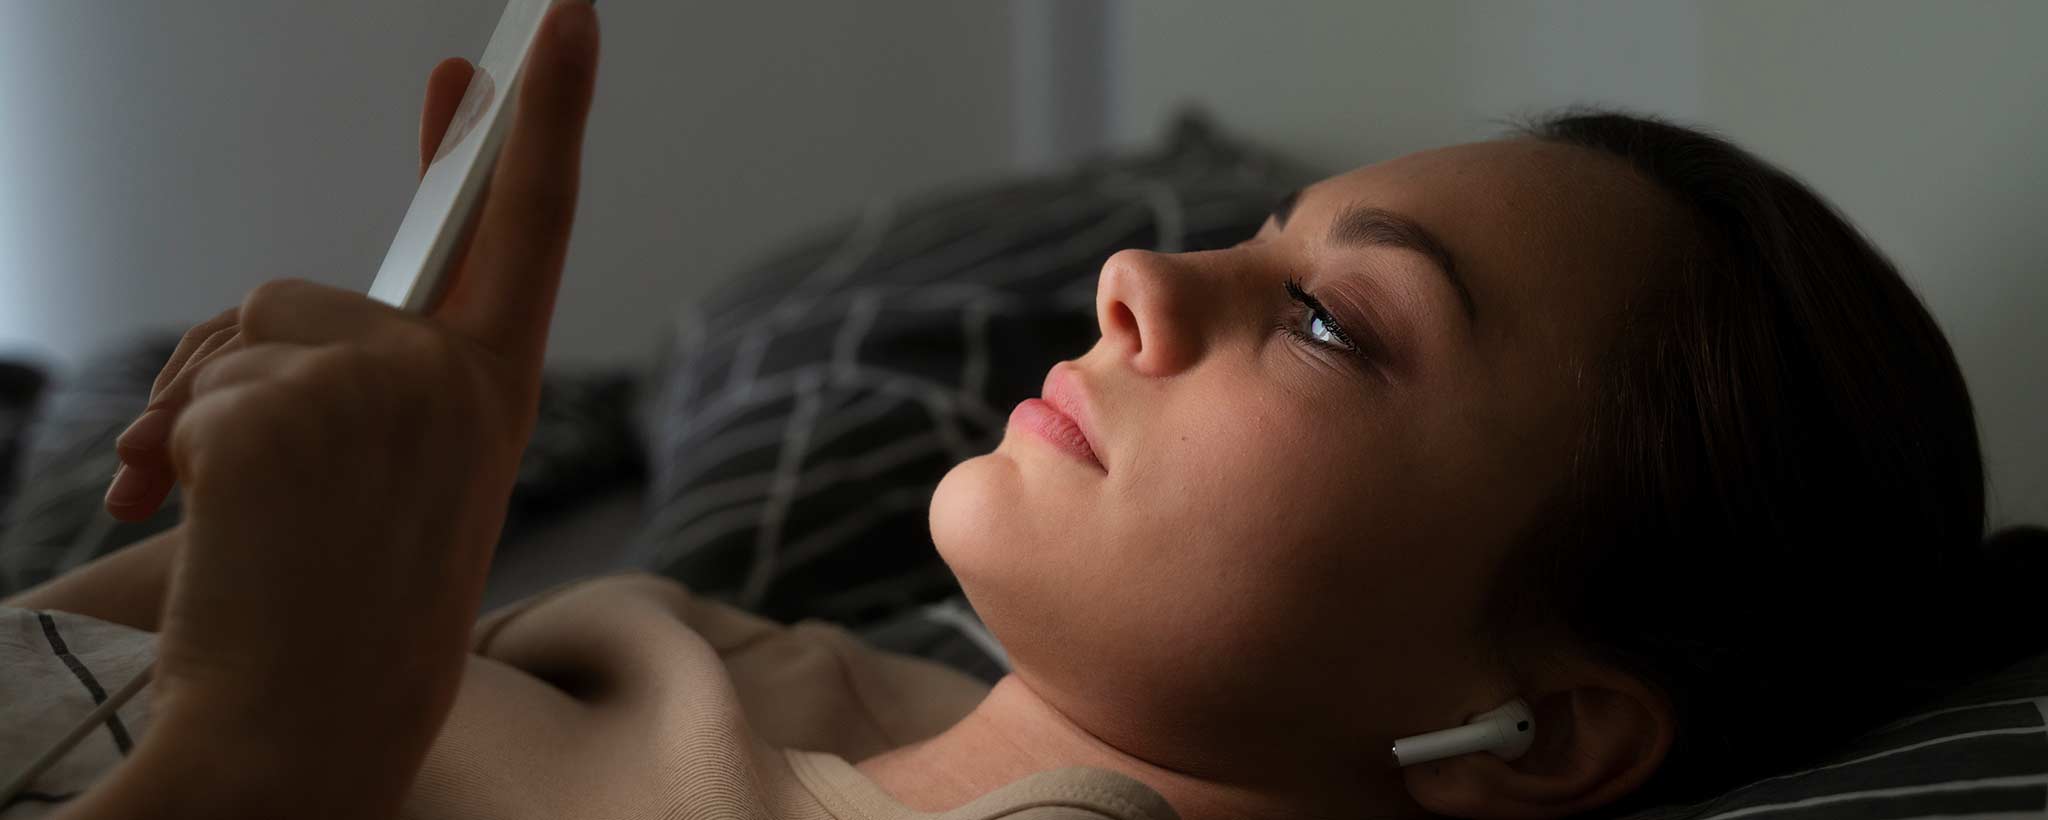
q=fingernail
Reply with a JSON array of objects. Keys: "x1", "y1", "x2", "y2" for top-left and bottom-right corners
[
  {"x1": 107, "y1": 465, "x2": 150, "y2": 508},
  {"x1": 116, "y1": 408, "x2": 170, "y2": 452}
]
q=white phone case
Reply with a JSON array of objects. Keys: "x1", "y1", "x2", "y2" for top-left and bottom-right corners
[{"x1": 367, "y1": 0, "x2": 583, "y2": 313}]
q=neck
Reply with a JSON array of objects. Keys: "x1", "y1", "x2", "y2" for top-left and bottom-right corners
[{"x1": 854, "y1": 675, "x2": 1423, "y2": 820}]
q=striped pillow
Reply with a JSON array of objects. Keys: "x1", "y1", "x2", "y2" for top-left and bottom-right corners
[
  {"x1": 0, "y1": 340, "x2": 176, "y2": 595},
  {"x1": 1613, "y1": 651, "x2": 2048, "y2": 820}
]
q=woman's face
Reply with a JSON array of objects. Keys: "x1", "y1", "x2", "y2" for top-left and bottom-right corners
[{"x1": 931, "y1": 139, "x2": 1686, "y2": 758}]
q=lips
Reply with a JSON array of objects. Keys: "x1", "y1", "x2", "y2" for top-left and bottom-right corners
[{"x1": 1010, "y1": 363, "x2": 1106, "y2": 472}]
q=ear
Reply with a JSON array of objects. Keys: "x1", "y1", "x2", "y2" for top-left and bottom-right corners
[{"x1": 1401, "y1": 663, "x2": 1674, "y2": 820}]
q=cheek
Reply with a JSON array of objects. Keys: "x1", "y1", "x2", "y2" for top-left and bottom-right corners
[
  {"x1": 1108, "y1": 388, "x2": 1400, "y2": 625},
  {"x1": 1029, "y1": 390, "x2": 1446, "y2": 709},
  {"x1": 933, "y1": 363, "x2": 1496, "y2": 717}
]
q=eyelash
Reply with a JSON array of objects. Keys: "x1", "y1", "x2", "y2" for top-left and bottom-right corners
[{"x1": 1281, "y1": 279, "x2": 1367, "y2": 360}]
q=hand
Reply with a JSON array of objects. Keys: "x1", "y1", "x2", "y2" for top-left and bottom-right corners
[
  {"x1": 104, "y1": 48, "x2": 491, "y2": 521},
  {"x1": 130, "y1": 3, "x2": 599, "y2": 814}
]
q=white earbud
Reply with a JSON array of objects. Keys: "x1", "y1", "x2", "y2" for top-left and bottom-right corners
[{"x1": 1391, "y1": 698, "x2": 1536, "y2": 767}]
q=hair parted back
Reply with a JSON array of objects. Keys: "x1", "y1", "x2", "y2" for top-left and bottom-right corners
[{"x1": 1493, "y1": 109, "x2": 2044, "y2": 809}]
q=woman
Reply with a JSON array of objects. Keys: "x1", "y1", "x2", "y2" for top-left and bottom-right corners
[{"x1": 4, "y1": 4, "x2": 2033, "y2": 819}]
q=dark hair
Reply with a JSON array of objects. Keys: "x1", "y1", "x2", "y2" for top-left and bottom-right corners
[{"x1": 1494, "y1": 109, "x2": 2046, "y2": 809}]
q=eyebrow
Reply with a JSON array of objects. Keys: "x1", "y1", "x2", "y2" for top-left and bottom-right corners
[{"x1": 1326, "y1": 204, "x2": 1477, "y2": 323}]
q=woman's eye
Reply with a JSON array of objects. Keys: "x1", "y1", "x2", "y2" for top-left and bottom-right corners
[
  {"x1": 1283, "y1": 279, "x2": 1358, "y2": 354},
  {"x1": 1304, "y1": 310, "x2": 1342, "y2": 346}
]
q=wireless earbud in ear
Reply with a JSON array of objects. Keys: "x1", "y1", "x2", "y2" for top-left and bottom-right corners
[{"x1": 1391, "y1": 698, "x2": 1536, "y2": 767}]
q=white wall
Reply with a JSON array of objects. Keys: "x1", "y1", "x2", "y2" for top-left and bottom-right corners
[
  {"x1": 1112, "y1": 1, "x2": 1704, "y2": 169},
  {"x1": 1113, "y1": 0, "x2": 2046, "y2": 526},
  {"x1": 0, "y1": 0, "x2": 1016, "y2": 369},
  {"x1": 1699, "y1": 1, "x2": 2048, "y2": 531},
  {"x1": 3, "y1": 1, "x2": 2038, "y2": 524}
]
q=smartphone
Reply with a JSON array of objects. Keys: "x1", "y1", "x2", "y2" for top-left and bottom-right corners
[{"x1": 367, "y1": 0, "x2": 589, "y2": 313}]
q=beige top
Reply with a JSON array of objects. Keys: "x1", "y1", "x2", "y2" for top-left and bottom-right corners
[{"x1": 1, "y1": 573, "x2": 1178, "y2": 820}]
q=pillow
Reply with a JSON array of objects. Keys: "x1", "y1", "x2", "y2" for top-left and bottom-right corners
[
  {"x1": 0, "y1": 339, "x2": 175, "y2": 594},
  {"x1": 1613, "y1": 649, "x2": 2048, "y2": 820},
  {"x1": 0, "y1": 360, "x2": 49, "y2": 524},
  {"x1": 500, "y1": 371, "x2": 645, "y2": 539},
  {"x1": 631, "y1": 113, "x2": 1313, "y2": 627}
]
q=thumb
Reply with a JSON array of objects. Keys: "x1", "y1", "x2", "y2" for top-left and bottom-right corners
[{"x1": 420, "y1": 58, "x2": 477, "y2": 180}]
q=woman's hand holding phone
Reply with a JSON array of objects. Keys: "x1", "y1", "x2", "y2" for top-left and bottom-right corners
[
  {"x1": 103, "y1": 51, "x2": 490, "y2": 522},
  {"x1": 64, "y1": 4, "x2": 600, "y2": 818}
]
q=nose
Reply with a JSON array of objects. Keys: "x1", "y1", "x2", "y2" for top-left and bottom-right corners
[{"x1": 1094, "y1": 248, "x2": 1205, "y2": 377}]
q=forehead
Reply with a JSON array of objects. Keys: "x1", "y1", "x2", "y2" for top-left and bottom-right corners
[{"x1": 1305, "y1": 139, "x2": 1685, "y2": 350}]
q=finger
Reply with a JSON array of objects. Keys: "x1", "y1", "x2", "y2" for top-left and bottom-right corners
[
  {"x1": 186, "y1": 341, "x2": 310, "y2": 399},
  {"x1": 148, "y1": 327, "x2": 238, "y2": 415},
  {"x1": 420, "y1": 58, "x2": 477, "y2": 180},
  {"x1": 165, "y1": 342, "x2": 316, "y2": 492},
  {"x1": 436, "y1": 0, "x2": 599, "y2": 365},
  {"x1": 106, "y1": 462, "x2": 169, "y2": 522},
  {"x1": 119, "y1": 328, "x2": 238, "y2": 470},
  {"x1": 235, "y1": 278, "x2": 421, "y2": 347},
  {"x1": 151, "y1": 307, "x2": 239, "y2": 398},
  {"x1": 111, "y1": 324, "x2": 241, "y2": 519}
]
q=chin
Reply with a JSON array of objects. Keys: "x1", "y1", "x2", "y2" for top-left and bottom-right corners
[
  {"x1": 929, "y1": 451, "x2": 1021, "y2": 582},
  {"x1": 929, "y1": 449, "x2": 1079, "y2": 679},
  {"x1": 931, "y1": 440, "x2": 1112, "y2": 640}
]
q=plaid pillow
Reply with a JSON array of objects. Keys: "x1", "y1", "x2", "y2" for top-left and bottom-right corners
[
  {"x1": 0, "y1": 340, "x2": 173, "y2": 595},
  {"x1": 1615, "y1": 650, "x2": 2048, "y2": 820},
  {"x1": 0, "y1": 360, "x2": 50, "y2": 528}
]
